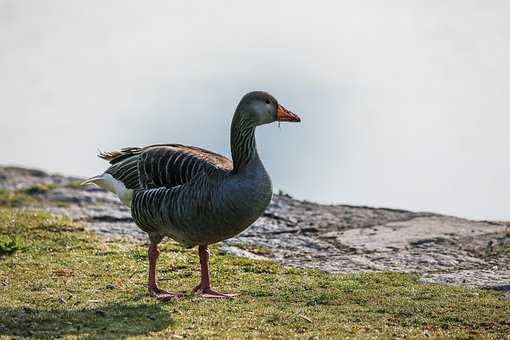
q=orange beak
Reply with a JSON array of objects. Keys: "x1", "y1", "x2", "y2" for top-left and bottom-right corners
[{"x1": 277, "y1": 104, "x2": 301, "y2": 122}]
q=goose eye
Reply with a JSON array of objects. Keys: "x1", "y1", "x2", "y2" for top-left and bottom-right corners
[{"x1": 265, "y1": 100, "x2": 271, "y2": 104}]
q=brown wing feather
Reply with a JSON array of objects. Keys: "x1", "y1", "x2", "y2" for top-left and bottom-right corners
[
  {"x1": 101, "y1": 144, "x2": 232, "y2": 190},
  {"x1": 99, "y1": 147, "x2": 143, "y2": 164}
]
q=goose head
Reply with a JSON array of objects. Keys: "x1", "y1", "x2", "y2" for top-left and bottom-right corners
[{"x1": 235, "y1": 91, "x2": 301, "y2": 127}]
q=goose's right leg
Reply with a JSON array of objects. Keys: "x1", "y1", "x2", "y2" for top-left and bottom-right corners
[
  {"x1": 192, "y1": 244, "x2": 238, "y2": 299},
  {"x1": 148, "y1": 242, "x2": 182, "y2": 301}
]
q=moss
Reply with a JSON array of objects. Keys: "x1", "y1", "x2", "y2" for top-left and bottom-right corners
[
  {"x1": 23, "y1": 183, "x2": 57, "y2": 195},
  {"x1": 49, "y1": 200, "x2": 71, "y2": 208},
  {"x1": 481, "y1": 230, "x2": 510, "y2": 258},
  {"x1": 0, "y1": 236, "x2": 24, "y2": 255},
  {"x1": 0, "y1": 189, "x2": 37, "y2": 207},
  {"x1": 232, "y1": 242, "x2": 273, "y2": 255},
  {"x1": 65, "y1": 180, "x2": 85, "y2": 190},
  {"x1": 0, "y1": 208, "x2": 509, "y2": 338},
  {"x1": 0, "y1": 187, "x2": 70, "y2": 208}
]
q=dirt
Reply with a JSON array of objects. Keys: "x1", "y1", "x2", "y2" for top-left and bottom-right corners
[{"x1": 1, "y1": 166, "x2": 508, "y2": 291}]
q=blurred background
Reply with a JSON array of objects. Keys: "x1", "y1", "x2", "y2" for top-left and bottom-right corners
[{"x1": 1, "y1": 1, "x2": 509, "y2": 220}]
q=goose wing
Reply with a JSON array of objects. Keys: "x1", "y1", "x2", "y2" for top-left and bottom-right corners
[{"x1": 100, "y1": 144, "x2": 233, "y2": 190}]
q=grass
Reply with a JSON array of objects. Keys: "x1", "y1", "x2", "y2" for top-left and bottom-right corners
[
  {"x1": 231, "y1": 242, "x2": 273, "y2": 255},
  {"x1": 64, "y1": 180, "x2": 86, "y2": 190},
  {"x1": 0, "y1": 208, "x2": 509, "y2": 338},
  {"x1": 0, "y1": 187, "x2": 71, "y2": 208},
  {"x1": 22, "y1": 183, "x2": 58, "y2": 196},
  {"x1": 0, "y1": 189, "x2": 37, "y2": 207},
  {"x1": 0, "y1": 236, "x2": 24, "y2": 255}
]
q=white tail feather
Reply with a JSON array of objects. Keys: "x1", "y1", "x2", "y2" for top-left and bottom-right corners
[
  {"x1": 81, "y1": 174, "x2": 133, "y2": 207},
  {"x1": 80, "y1": 175, "x2": 103, "y2": 186}
]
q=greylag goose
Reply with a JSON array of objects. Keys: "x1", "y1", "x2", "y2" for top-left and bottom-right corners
[{"x1": 82, "y1": 91, "x2": 300, "y2": 300}]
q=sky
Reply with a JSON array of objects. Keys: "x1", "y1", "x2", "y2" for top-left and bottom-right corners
[{"x1": 1, "y1": 0, "x2": 509, "y2": 220}]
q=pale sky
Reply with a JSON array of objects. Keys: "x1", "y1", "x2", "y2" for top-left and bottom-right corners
[{"x1": 1, "y1": 0, "x2": 509, "y2": 220}]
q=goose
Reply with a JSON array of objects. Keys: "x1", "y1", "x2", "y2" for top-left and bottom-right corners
[{"x1": 82, "y1": 91, "x2": 300, "y2": 300}]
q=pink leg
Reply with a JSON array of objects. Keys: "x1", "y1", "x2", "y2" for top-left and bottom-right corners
[
  {"x1": 192, "y1": 245, "x2": 237, "y2": 299},
  {"x1": 148, "y1": 243, "x2": 182, "y2": 301}
]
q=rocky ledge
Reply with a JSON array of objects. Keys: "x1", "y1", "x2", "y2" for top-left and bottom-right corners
[{"x1": 1, "y1": 166, "x2": 508, "y2": 291}]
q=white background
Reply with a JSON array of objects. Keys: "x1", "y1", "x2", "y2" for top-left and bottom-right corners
[{"x1": 1, "y1": 1, "x2": 509, "y2": 220}]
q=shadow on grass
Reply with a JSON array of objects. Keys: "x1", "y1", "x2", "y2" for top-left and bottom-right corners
[{"x1": 0, "y1": 303, "x2": 174, "y2": 337}]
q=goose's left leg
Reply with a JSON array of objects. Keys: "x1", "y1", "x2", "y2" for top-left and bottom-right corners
[
  {"x1": 193, "y1": 244, "x2": 237, "y2": 299},
  {"x1": 148, "y1": 242, "x2": 183, "y2": 301}
]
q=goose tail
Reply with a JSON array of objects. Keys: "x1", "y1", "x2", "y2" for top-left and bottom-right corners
[{"x1": 81, "y1": 173, "x2": 133, "y2": 207}]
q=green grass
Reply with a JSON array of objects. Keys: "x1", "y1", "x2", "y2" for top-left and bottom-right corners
[
  {"x1": 64, "y1": 180, "x2": 86, "y2": 190},
  {"x1": 0, "y1": 235, "x2": 24, "y2": 255},
  {"x1": 0, "y1": 208, "x2": 509, "y2": 338},
  {"x1": 22, "y1": 183, "x2": 58, "y2": 195},
  {"x1": 0, "y1": 189, "x2": 37, "y2": 207},
  {"x1": 0, "y1": 187, "x2": 71, "y2": 208},
  {"x1": 231, "y1": 242, "x2": 273, "y2": 255}
]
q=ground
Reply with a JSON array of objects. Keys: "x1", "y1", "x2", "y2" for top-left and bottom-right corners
[
  {"x1": 1, "y1": 208, "x2": 509, "y2": 338},
  {"x1": 0, "y1": 166, "x2": 509, "y2": 338}
]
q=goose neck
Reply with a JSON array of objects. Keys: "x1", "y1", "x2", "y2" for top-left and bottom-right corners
[{"x1": 230, "y1": 115, "x2": 258, "y2": 173}]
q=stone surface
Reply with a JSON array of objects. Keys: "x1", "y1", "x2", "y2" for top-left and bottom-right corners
[{"x1": 1, "y1": 166, "x2": 509, "y2": 290}]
